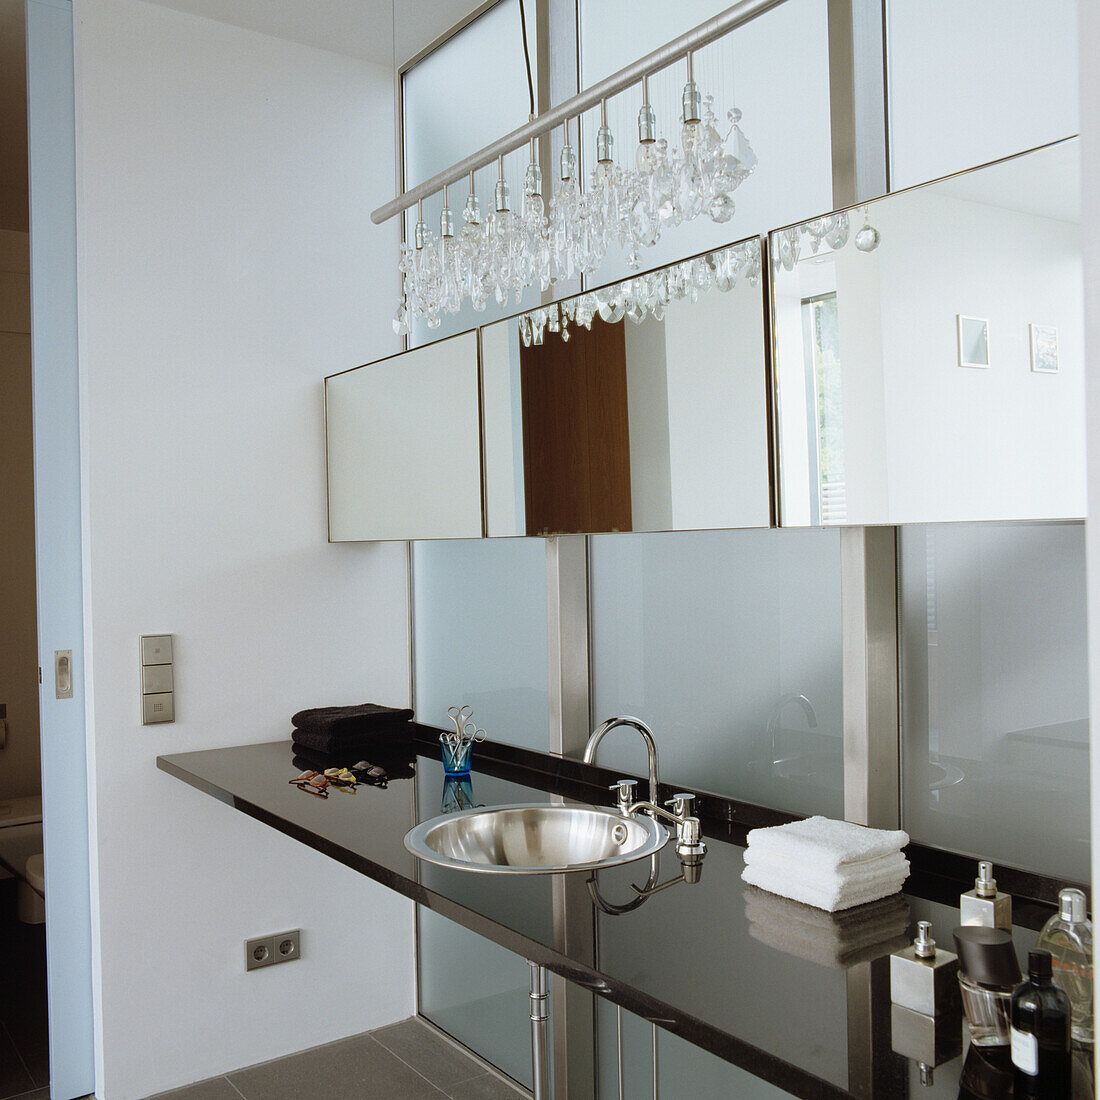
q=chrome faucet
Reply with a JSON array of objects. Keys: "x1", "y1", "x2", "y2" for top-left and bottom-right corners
[
  {"x1": 582, "y1": 715, "x2": 659, "y2": 805},
  {"x1": 766, "y1": 693, "x2": 818, "y2": 760},
  {"x1": 609, "y1": 779, "x2": 706, "y2": 862}
]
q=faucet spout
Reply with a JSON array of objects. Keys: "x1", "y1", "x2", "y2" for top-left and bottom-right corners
[{"x1": 583, "y1": 715, "x2": 659, "y2": 805}]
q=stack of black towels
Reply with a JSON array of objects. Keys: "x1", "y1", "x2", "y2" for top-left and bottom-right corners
[{"x1": 291, "y1": 703, "x2": 414, "y2": 759}]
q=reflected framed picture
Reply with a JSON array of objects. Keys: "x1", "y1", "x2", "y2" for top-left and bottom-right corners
[
  {"x1": 956, "y1": 315, "x2": 990, "y2": 369},
  {"x1": 1029, "y1": 323, "x2": 1059, "y2": 374}
]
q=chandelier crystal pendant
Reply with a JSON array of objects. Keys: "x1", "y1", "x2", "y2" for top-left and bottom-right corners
[{"x1": 391, "y1": 39, "x2": 759, "y2": 335}]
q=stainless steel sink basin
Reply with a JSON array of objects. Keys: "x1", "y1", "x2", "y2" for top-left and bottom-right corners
[{"x1": 404, "y1": 803, "x2": 668, "y2": 874}]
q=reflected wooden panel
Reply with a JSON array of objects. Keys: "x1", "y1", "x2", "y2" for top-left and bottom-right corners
[
  {"x1": 520, "y1": 317, "x2": 632, "y2": 535},
  {"x1": 482, "y1": 240, "x2": 772, "y2": 537}
]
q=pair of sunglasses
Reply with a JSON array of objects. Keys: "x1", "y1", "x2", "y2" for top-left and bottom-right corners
[{"x1": 350, "y1": 760, "x2": 388, "y2": 787}]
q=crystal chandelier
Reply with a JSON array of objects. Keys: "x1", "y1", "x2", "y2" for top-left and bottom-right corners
[
  {"x1": 518, "y1": 239, "x2": 761, "y2": 346},
  {"x1": 771, "y1": 208, "x2": 881, "y2": 274},
  {"x1": 392, "y1": 48, "x2": 758, "y2": 336}
]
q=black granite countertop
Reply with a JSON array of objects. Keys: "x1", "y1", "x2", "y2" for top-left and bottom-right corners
[{"x1": 157, "y1": 735, "x2": 1078, "y2": 1100}]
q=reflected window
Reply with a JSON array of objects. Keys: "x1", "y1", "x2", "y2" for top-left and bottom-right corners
[{"x1": 800, "y1": 293, "x2": 845, "y2": 524}]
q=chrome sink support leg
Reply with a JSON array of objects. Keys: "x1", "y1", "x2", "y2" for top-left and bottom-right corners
[{"x1": 529, "y1": 961, "x2": 550, "y2": 1100}]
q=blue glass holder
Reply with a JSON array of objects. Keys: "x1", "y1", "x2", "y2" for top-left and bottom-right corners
[{"x1": 441, "y1": 736, "x2": 474, "y2": 776}]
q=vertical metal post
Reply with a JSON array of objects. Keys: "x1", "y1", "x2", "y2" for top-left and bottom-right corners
[
  {"x1": 651, "y1": 1022, "x2": 659, "y2": 1099},
  {"x1": 841, "y1": 527, "x2": 900, "y2": 828},
  {"x1": 546, "y1": 535, "x2": 591, "y2": 757},
  {"x1": 827, "y1": 0, "x2": 888, "y2": 207},
  {"x1": 616, "y1": 1006, "x2": 625, "y2": 1100},
  {"x1": 529, "y1": 962, "x2": 551, "y2": 1100}
]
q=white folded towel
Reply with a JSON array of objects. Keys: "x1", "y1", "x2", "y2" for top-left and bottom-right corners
[
  {"x1": 741, "y1": 862, "x2": 908, "y2": 912},
  {"x1": 744, "y1": 816, "x2": 909, "y2": 871},
  {"x1": 743, "y1": 848, "x2": 909, "y2": 891}
]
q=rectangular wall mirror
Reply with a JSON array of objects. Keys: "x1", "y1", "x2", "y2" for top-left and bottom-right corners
[
  {"x1": 325, "y1": 330, "x2": 483, "y2": 541},
  {"x1": 480, "y1": 239, "x2": 772, "y2": 536},
  {"x1": 771, "y1": 138, "x2": 1084, "y2": 526}
]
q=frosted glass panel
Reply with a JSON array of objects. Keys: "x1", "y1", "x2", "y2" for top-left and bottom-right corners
[
  {"x1": 578, "y1": 0, "x2": 832, "y2": 285},
  {"x1": 886, "y1": 0, "x2": 1078, "y2": 190},
  {"x1": 402, "y1": 0, "x2": 539, "y2": 346},
  {"x1": 418, "y1": 908, "x2": 534, "y2": 1088},
  {"x1": 595, "y1": 991, "x2": 798, "y2": 1098},
  {"x1": 412, "y1": 537, "x2": 549, "y2": 750},
  {"x1": 899, "y1": 522, "x2": 1090, "y2": 881},
  {"x1": 589, "y1": 528, "x2": 843, "y2": 816}
]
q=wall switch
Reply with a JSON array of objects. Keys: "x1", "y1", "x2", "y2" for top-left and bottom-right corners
[
  {"x1": 140, "y1": 635, "x2": 172, "y2": 665},
  {"x1": 143, "y1": 692, "x2": 174, "y2": 724},
  {"x1": 55, "y1": 650, "x2": 73, "y2": 699},
  {"x1": 142, "y1": 665, "x2": 173, "y2": 694}
]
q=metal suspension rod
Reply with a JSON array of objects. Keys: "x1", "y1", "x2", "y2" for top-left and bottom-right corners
[
  {"x1": 370, "y1": 0, "x2": 784, "y2": 224},
  {"x1": 529, "y1": 961, "x2": 550, "y2": 1100}
]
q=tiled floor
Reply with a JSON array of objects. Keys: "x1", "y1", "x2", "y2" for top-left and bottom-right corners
[
  {"x1": 148, "y1": 1017, "x2": 526, "y2": 1100},
  {"x1": 0, "y1": 879, "x2": 49, "y2": 1100}
]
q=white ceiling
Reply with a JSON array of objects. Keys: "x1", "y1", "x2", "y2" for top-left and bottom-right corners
[{"x1": 142, "y1": 0, "x2": 485, "y2": 68}]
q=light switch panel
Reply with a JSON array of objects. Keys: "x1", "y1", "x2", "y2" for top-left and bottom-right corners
[
  {"x1": 143, "y1": 692, "x2": 174, "y2": 724},
  {"x1": 141, "y1": 635, "x2": 173, "y2": 665},
  {"x1": 141, "y1": 634, "x2": 175, "y2": 725}
]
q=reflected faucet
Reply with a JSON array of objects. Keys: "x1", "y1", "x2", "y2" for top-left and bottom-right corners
[
  {"x1": 582, "y1": 715, "x2": 659, "y2": 805},
  {"x1": 766, "y1": 693, "x2": 818, "y2": 760}
]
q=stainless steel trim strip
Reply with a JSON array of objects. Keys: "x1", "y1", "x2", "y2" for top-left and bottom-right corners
[{"x1": 372, "y1": 0, "x2": 786, "y2": 224}]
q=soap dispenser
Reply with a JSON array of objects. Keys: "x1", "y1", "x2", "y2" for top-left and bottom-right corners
[
  {"x1": 961, "y1": 861, "x2": 1012, "y2": 930},
  {"x1": 890, "y1": 921, "x2": 960, "y2": 1016}
]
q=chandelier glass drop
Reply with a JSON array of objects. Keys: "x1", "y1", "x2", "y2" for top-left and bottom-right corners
[{"x1": 393, "y1": 51, "x2": 758, "y2": 335}]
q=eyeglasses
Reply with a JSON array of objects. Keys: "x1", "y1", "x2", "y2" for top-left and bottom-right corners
[{"x1": 289, "y1": 770, "x2": 330, "y2": 798}]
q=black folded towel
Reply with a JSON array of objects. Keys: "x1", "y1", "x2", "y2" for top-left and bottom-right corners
[
  {"x1": 292, "y1": 703, "x2": 413, "y2": 737},
  {"x1": 290, "y1": 703, "x2": 413, "y2": 757}
]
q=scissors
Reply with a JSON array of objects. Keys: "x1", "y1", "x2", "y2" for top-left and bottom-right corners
[{"x1": 447, "y1": 705, "x2": 474, "y2": 740}]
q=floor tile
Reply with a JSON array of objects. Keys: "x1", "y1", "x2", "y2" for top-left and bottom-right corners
[
  {"x1": 229, "y1": 1033, "x2": 446, "y2": 1100},
  {"x1": 5, "y1": 1090, "x2": 49, "y2": 1100},
  {"x1": 0, "y1": 1023, "x2": 34, "y2": 1100},
  {"x1": 146, "y1": 1075, "x2": 243, "y2": 1100},
  {"x1": 373, "y1": 1018, "x2": 484, "y2": 1091},
  {"x1": 446, "y1": 1073, "x2": 526, "y2": 1100}
]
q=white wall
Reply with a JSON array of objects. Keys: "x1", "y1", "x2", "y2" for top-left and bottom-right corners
[
  {"x1": 887, "y1": 0, "x2": 1079, "y2": 190},
  {"x1": 663, "y1": 279, "x2": 770, "y2": 530},
  {"x1": 72, "y1": 2, "x2": 413, "y2": 1096}
]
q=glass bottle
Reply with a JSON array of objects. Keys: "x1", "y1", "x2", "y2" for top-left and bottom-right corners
[
  {"x1": 1037, "y1": 887, "x2": 1093, "y2": 1045},
  {"x1": 1011, "y1": 949, "x2": 1072, "y2": 1098}
]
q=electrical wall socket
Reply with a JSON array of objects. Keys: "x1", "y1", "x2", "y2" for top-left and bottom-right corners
[
  {"x1": 245, "y1": 930, "x2": 301, "y2": 971},
  {"x1": 245, "y1": 936, "x2": 274, "y2": 971}
]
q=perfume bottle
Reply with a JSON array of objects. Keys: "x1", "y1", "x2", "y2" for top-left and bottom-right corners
[
  {"x1": 1011, "y1": 949, "x2": 1072, "y2": 1098},
  {"x1": 960, "y1": 860, "x2": 1012, "y2": 930},
  {"x1": 953, "y1": 925, "x2": 1021, "y2": 1046},
  {"x1": 1036, "y1": 888, "x2": 1093, "y2": 1045}
]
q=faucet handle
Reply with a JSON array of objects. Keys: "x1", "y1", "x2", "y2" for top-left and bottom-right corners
[
  {"x1": 665, "y1": 792, "x2": 694, "y2": 818},
  {"x1": 609, "y1": 779, "x2": 637, "y2": 811}
]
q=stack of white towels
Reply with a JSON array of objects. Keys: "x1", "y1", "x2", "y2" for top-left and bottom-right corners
[{"x1": 741, "y1": 815, "x2": 910, "y2": 912}]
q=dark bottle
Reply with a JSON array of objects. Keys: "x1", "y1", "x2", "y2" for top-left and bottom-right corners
[{"x1": 1011, "y1": 949, "x2": 1072, "y2": 1098}]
